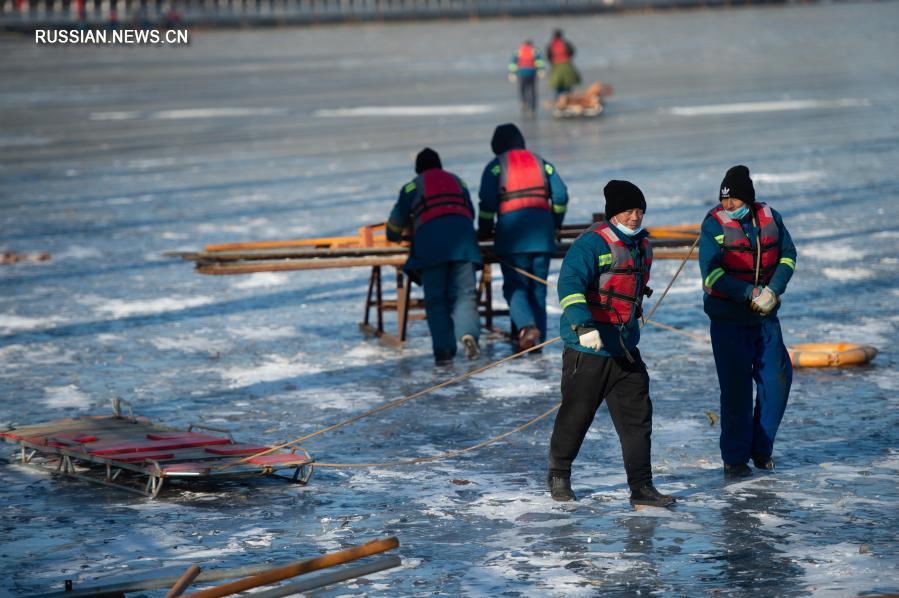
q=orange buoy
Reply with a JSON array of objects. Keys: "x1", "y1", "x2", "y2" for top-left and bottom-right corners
[{"x1": 788, "y1": 343, "x2": 878, "y2": 368}]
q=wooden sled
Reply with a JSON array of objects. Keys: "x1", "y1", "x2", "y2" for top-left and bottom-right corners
[{"x1": 552, "y1": 81, "x2": 614, "y2": 118}]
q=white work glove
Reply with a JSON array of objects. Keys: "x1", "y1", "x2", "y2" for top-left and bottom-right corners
[
  {"x1": 508, "y1": 73, "x2": 517, "y2": 83},
  {"x1": 577, "y1": 327, "x2": 602, "y2": 351},
  {"x1": 751, "y1": 286, "x2": 778, "y2": 315}
]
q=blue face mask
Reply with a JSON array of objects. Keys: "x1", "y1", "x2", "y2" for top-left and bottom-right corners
[
  {"x1": 725, "y1": 205, "x2": 750, "y2": 220},
  {"x1": 614, "y1": 221, "x2": 644, "y2": 237}
]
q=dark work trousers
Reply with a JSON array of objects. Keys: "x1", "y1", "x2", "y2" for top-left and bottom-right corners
[
  {"x1": 548, "y1": 346, "x2": 654, "y2": 490},
  {"x1": 500, "y1": 252, "x2": 551, "y2": 341},
  {"x1": 420, "y1": 261, "x2": 480, "y2": 360},
  {"x1": 518, "y1": 72, "x2": 537, "y2": 112},
  {"x1": 710, "y1": 317, "x2": 792, "y2": 465}
]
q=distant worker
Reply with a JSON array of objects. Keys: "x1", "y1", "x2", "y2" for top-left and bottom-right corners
[
  {"x1": 699, "y1": 165, "x2": 797, "y2": 478},
  {"x1": 546, "y1": 29, "x2": 581, "y2": 98},
  {"x1": 508, "y1": 39, "x2": 545, "y2": 114},
  {"x1": 387, "y1": 148, "x2": 483, "y2": 366},
  {"x1": 478, "y1": 123, "x2": 568, "y2": 351},
  {"x1": 547, "y1": 180, "x2": 675, "y2": 507}
]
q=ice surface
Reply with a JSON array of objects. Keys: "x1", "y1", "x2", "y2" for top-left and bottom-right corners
[{"x1": 1, "y1": 3, "x2": 897, "y2": 596}]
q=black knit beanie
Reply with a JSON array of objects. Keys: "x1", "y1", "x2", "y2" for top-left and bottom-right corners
[
  {"x1": 604, "y1": 180, "x2": 646, "y2": 220},
  {"x1": 719, "y1": 165, "x2": 755, "y2": 204},
  {"x1": 490, "y1": 123, "x2": 526, "y2": 155},
  {"x1": 415, "y1": 148, "x2": 442, "y2": 174}
]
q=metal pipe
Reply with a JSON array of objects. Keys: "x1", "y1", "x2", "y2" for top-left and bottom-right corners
[
  {"x1": 182, "y1": 537, "x2": 399, "y2": 598},
  {"x1": 27, "y1": 546, "x2": 389, "y2": 598},
  {"x1": 249, "y1": 555, "x2": 402, "y2": 598}
]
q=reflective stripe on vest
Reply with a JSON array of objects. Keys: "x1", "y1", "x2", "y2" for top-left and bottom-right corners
[
  {"x1": 517, "y1": 44, "x2": 536, "y2": 69},
  {"x1": 584, "y1": 222, "x2": 652, "y2": 325},
  {"x1": 411, "y1": 170, "x2": 473, "y2": 227},
  {"x1": 703, "y1": 202, "x2": 780, "y2": 298},
  {"x1": 497, "y1": 150, "x2": 550, "y2": 215},
  {"x1": 549, "y1": 38, "x2": 570, "y2": 63}
]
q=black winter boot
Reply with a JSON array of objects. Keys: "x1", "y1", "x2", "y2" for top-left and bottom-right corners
[
  {"x1": 752, "y1": 454, "x2": 775, "y2": 470},
  {"x1": 434, "y1": 351, "x2": 454, "y2": 366},
  {"x1": 629, "y1": 483, "x2": 676, "y2": 507},
  {"x1": 724, "y1": 462, "x2": 753, "y2": 478},
  {"x1": 546, "y1": 474, "x2": 576, "y2": 502}
]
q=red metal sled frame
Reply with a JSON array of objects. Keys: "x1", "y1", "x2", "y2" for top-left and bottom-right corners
[{"x1": 0, "y1": 401, "x2": 313, "y2": 498}]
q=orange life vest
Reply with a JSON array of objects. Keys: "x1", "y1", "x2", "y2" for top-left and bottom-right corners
[
  {"x1": 517, "y1": 44, "x2": 536, "y2": 69},
  {"x1": 549, "y1": 38, "x2": 570, "y2": 63},
  {"x1": 411, "y1": 170, "x2": 473, "y2": 228},
  {"x1": 704, "y1": 202, "x2": 780, "y2": 298},
  {"x1": 585, "y1": 222, "x2": 652, "y2": 325},
  {"x1": 497, "y1": 150, "x2": 550, "y2": 215}
]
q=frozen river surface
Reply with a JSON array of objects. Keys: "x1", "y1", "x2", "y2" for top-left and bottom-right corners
[{"x1": 1, "y1": 2, "x2": 898, "y2": 595}]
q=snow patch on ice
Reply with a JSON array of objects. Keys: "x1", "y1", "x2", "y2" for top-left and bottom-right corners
[
  {"x1": 0, "y1": 314, "x2": 66, "y2": 334},
  {"x1": 226, "y1": 325, "x2": 298, "y2": 341},
  {"x1": 666, "y1": 98, "x2": 870, "y2": 117},
  {"x1": 820, "y1": 267, "x2": 874, "y2": 281},
  {"x1": 0, "y1": 344, "x2": 76, "y2": 374},
  {"x1": 153, "y1": 108, "x2": 288, "y2": 120},
  {"x1": 800, "y1": 241, "x2": 867, "y2": 262},
  {"x1": 231, "y1": 272, "x2": 290, "y2": 289},
  {"x1": 76, "y1": 294, "x2": 216, "y2": 318},
  {"x1": 315, "y1": 105, "x2": 496, "y2": 117},
  {"x1": 783, "y1": 541, "x2": 881, "y2": 597},
  {"x1": 817, "y1": 317, "x2": 894, "y2": 346},
  {"x1": 306, "y1": 387, "x2": 384, "y2": 412},
  {"x1": 149, "y1": 334, "x2": 222, "y2": 354},
  {"x1": 55, "y1": 245, "x2": 103, "y2": 260},
  {"x1": 43, "y1": 384, "x2": 92, "y2": 408},
  {"x1": 751, "y1": 511, "x2": 793, "y2": 529},
  {"x1": 752, "y1": 171, "x2": 825, "y2": 184},
  {"x1": 209, "y1": 354, "x2": 322, "y2": 387}
]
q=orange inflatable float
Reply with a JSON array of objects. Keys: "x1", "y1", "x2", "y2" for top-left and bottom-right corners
[{"x1": 788, "y1": 343, "x2": 878, "y2": 368}]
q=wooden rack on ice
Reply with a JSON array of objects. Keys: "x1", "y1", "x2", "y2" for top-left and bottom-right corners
[
  {"x1": 168, "y1": 217, "x2": 699, "y2": 346},
  {"x1": 0, "y1": 398, "x2": 313, "y2": 498}
]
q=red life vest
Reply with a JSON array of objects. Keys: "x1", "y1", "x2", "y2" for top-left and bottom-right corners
[
  {"x1": 517, "y1": 44, "x2": 536, "y2": 69},
  {"x1": 549, "y1": 38, "x2": 570, "y2": 63},
  {"x1": 704, "y1": 202, "x2": 780, "y2": 298},
  {"x1": 411, "y1": 169, "x2": 473, "y2": 228},
  {"x1": 585, "y1": 222, "x2": 652, "y2": 325},
  {"x1": 497, "y1": 150, "x2": 550, "y2": 215}
]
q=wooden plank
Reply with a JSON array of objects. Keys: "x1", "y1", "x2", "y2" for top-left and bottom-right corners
[{"x1": 197, "y1": 255, "x2": 408, "y2": 275}]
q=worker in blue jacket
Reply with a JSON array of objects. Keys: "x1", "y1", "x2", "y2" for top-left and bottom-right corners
[
  {"x1": 508, "y1": 40, "x2": 545, "y2": 114},
  {"x1": 699, "y1": 165, "x2": 797, "y2": 477},
  {"x1": 478, "y1": 123, "x2": 568, "y2": 351},
  {"x1": 546, "y1": 180, "x2": 675, "y2": 508},
  {"x1": 387, "y1": 148, "x2": 483, "y2": 365}
]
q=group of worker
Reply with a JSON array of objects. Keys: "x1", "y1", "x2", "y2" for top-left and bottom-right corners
[
  {"x1": 387, "y1": 123, "x2": 568, "y2": 363},
  {"x1": 387, "y1": 125, "x2": 797, "y2": 508},
  {"x1": 508, "y1": 30, "x2": 582, "y2": 113}
]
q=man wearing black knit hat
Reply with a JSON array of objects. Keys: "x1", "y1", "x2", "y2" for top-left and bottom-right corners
[
  {"x1": 547, "y1": 180, "x2": 675, "y2": 507},
  {"x1": 387, "y1": 148, "x2": 483, "y2": 365},
  {"x1": 699, "y1": 165, "x2": 797, "y2": 477}
]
